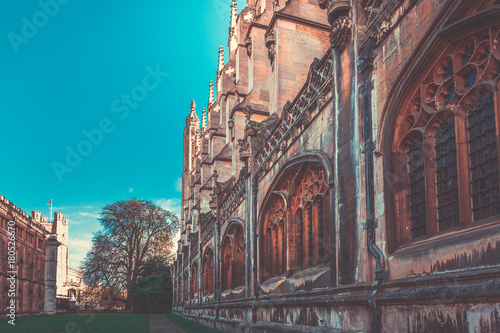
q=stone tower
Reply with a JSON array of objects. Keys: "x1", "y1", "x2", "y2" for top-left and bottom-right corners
[{"x1": 40, "y1": 212, "x2": 69, "y2": 298}]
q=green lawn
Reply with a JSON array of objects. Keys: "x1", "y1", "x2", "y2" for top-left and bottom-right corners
[
  {"x1": 0, "y1": 313, "x2": 149, "y2": 333},
  {"x1": 165, "y1": 313, "x2": 223, "y2": 333}
]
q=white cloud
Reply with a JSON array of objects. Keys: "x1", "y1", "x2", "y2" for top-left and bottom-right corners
[
  {"x1": 78, "y1": 212, "x2": 100, "y2": 219},
  {"x1": 155, "y1": 198, "x2": 181, "y2": 216},
  {"x1": 175, "y1": 177, "x2": 182, "y2": 192},
  {"x1": 68, "y1": 234, "x2": 93, "y2": 270},
  {"x1": 129, "y1": 188, "x2": 134, "y2": 193}
]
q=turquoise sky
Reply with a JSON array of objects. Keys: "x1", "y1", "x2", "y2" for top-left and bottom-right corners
[{"x1": 0, "y1": 0, "x2": 245, "y2": 268}]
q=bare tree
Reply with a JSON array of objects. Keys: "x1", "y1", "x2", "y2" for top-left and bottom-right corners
[{"x1": 82, "y1": 199, "x2": 179, "y2": 309}]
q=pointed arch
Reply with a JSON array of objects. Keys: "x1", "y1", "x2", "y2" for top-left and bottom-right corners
[
  {"x1": 201, "y1": 246, "x2": 215, "y2": 296},
  {"x1": 258, "y1": 152, "x2": 334, "y2": 283},
  {"x1": 221, "y1": 220, "x2": 246, "y2": 291},
  {"x1": 381, "y1": 3, "x2": 500, "y2": 251},
  {"x1": 191, "y1": 261, "x2": 199, "y2": 299}
]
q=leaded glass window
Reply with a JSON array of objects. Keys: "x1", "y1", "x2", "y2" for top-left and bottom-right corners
[
  {"x1": 468, "y1": 93, "x2": 500, "y2": 221},
  {"x1": 407, "y1": 137, "x2": 427, "y2": 238},
  {"x1": 435, "y1": 116, "x2": 459, "y2": 230}
]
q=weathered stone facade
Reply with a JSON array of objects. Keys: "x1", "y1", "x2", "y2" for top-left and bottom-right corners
[
  {"x1": 0, "y1": 196, "x2": 84, "y2": 316},
  {"x1": 173, "y1": 0, "x2": 500, "y2": 332},
  {"x1": 0, "y1": 196, "x2": 48, "y2": 316}
]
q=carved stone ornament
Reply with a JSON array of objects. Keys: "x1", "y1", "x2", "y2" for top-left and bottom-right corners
[
  {"x1": 268, "y1": 44, "x2": 276, "y2": 64},
  {"x1": 245, "y1": 122, "x2": 257, "y2": 137},
  {"x1": 318, "y1": 93, "x2": 326, "y2": 108},
  {"x1": 301, "y1": 111, "x2": 312, "y2": 125},
  {"x1": 265, "y1": 30, "x2": 276, "y2": 64},
  {"x1": 327, "y1": 1, "x2": 350, "y2": 25},
  {"x1": 238, "y1": 139, "x2": 252, "y2": 161},
  {"x1": 209, "y1": 198, "x2": 217, "y2": 217},
  {"x1": 239, "y1": 164, "x2": 249, "y2": 179},
  {"x1": 330, "y1": 15, "x2": 352, "y2": 51},
  {"x1": 378, "y1": 20, "x2": 390, "y2": 40},
  {"x1": 317, "y1": 0, "x2": 328, "y2": 9},
  {"x1": 280, "y1": 141, "x2": 287, "y2": 152},
  {"x1": 244, "y1": 36, "x2": 252, "y2": 57},
  {"x1": 243, "y1": 105, "x2": 252, "y2": 120}
]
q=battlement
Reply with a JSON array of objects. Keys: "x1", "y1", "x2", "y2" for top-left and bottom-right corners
[
  {"x1": 0, "y1": 194, "x2": 30, "y2": 220},
  {"x1": 54, "y1": 211, "x2": 64, "y2": 222},
  {"x1": 32, "y1": 210, "x2": 49, "y2": 223}
]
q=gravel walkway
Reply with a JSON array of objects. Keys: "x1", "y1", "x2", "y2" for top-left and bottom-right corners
[{"x1": 149, "y1": 314, "x2": 185, "y2": 333}]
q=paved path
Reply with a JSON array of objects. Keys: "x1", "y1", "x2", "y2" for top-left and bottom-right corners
[{"x1": 149, "y1": 314, "x2": 185, "y2": 333}]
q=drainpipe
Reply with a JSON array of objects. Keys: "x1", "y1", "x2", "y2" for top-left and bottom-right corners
[
  {"x1": 214, "y1": 190, "x2": 221, "y2": 328},
  {"x1": 251, "y1": 176, "x2": 259, "y2": 326},
  {"x1": 358, "y1": 38, "x2": 387, "y2": 333}
]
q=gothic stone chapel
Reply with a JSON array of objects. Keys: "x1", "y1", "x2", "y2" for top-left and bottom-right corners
[{"x1": 173, "y1": 0, "x2": 500, "y2": 332}]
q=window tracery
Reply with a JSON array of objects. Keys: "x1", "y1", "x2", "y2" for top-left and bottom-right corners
[
  {"x1": 202, "y1": 247, "x2": 214, "y2": 296},
  {"x1": 191, "y1": 262, "x2": 198, "y2": 299},
  {"x1": 260, "y1": 163, "x2": 330, "y2": 281},
  {"x1": 183, "y1": 271, "x2": 188, "y2": 301},
  {"x1": 221, "y1": 222, "x2": 246, "y2": 291},
  {"x1": 390, "y1": 23, "x2": 500, "y2": 248}
]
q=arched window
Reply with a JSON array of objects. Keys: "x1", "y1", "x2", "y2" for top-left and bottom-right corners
[
  {"x1": 221, "y1": 237, "x2": 233, "y2": 291},
  {"x1": 261, "y1": 197, "x2": 286, "y2": 280},
  {"x1": 467, "y1": 91, "x2": 500, "y2": 220},
  {"x1": 401, "y1": 133, "x2": 427, "y2": 238},
  {"x1": 232, "y1": 224, "x2": 245, "y2": 288},
  {"x1": 434, "y1": 114, "x2": 459, "y2": 230},
  {"x1": 291, "y1": 165, "x2": 329, "y2": 269},
  {"x1": 191, "y1": 262, "x2": 198, "y2": 299},
  {"x1": 260, "y1": 162, "x2": 330, "y2": 281},
  {"x1": 388, "y1": 23, "x2": 500, "y2": 250},
  {"x1": 221, "y1": 222, "x2": 246, "y2": 291},
  {"x1": 202, "y1": 247, "x2": 214, "y2": 296},
  {"x1": 183, "y1": 271, "x2": 188, "y2": 301}
]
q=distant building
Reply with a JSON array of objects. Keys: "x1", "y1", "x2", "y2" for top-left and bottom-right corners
[
  {"x1": 0, "y1": 195, "x2": 48, "y2": 315},
  {"x1": 0, "y1": 195, "x2": 85, "y2": 316},
  {"x1": 39, "y1": 211, "x2": 69, "y2": 299},
  {"x1": 64, "y1": 268, "x2": 84, "y2": 301},
  {"x1": 34, "y1": 211, "x2": 86, "y2": 309}
]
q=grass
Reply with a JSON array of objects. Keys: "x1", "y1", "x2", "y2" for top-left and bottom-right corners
[
  {"x1": 0, "y1": 313, "x2": 149, "y2": 333},
  {"x1": 165, "y1": 313, "x2": 223, "y2": 333}
]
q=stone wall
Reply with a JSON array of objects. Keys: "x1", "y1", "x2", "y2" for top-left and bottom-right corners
[{"x1": 173, "y1": 0, "x2": 500, "y2": 332}]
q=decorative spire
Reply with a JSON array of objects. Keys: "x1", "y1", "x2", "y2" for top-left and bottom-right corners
[
  {"x1": 209, "y1": 81, "x2": 215, "y2": 106},
  {"x1": 218, "y1": 46, "x2": 224, "y2": 74},
  {"x1": 187, "y1": 100, "x2": 199, "y2": 125},
  {"x1": 190, "y1": 100, "x2": 196, "y2": 115},
  {"x1": 202, "y1": 108, "x2": 207, "y2": 130},
  {"x1": 230, "y1": 0, "x2": 237, "y2": 34}
]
